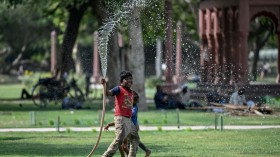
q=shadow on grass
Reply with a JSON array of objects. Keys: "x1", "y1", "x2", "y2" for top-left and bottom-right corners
[
  {"x1": 0, "y1": 137, "x2": 27, "y2": 141},
  {"x1": 0, "y1": 131, "x2": 169, "y2": 157},
  {"x1": 0, "y1": 99, "x2": 109, "y2": 111},
  {"x1": 0, "y1": 141, "x2": 169, "y2": 157},
  {"x1": 0, "y1": 142, "x2": 104, "y2": 156}
]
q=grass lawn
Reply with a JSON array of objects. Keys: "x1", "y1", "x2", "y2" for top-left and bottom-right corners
[
  {"x1": 0, "y1": 84, "x2": 24, "y2": 99},
  {"x1": 0, "y1": 129, "x2": 280, "y2": 157},
  {"x1": 1, "y1": 79, "x2": 280, "y2": 156},
  {"x1": 1, "y1": 83, "x2": 280, "y2": 128},
  {"x1": 0, "y1": 101, "x2": 280, "y2": 128}
]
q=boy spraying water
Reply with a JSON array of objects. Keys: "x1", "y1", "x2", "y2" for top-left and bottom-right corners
[
  {"x1": 101, "y1": 71, "x2": 139, "y2": 157},
  {"x1": 104, "y1": 91, "x2": 151, "y2": 157}
]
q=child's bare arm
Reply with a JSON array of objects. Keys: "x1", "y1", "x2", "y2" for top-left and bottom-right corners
[{"x1": 104, "y1": 122, "x2": 115, "y2": 131}]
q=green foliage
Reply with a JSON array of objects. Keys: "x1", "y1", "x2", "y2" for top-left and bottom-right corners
[
  {"x1": 141, "y1": 0, "x2": 199, "y2": 45},
  {"x1": 145, "y1": 76, "x2": 163, "y2": 89},
  {"x1": 173, "y1": 0, "x2": 199, "y2": 41},
  {"x1": 142, "y1": 119, "x2": 149, "y2": 124},
  {"x1": 92, "y1": 128, "x2": 97, "y2": 133},
  {"x1": 87, "y1": 120, "x2": 92, "y2": 125},
  {"x1": 66, "y1": 128, "x2": 71, "y2": 133},
  {"x1": 157, "y1": 126, "x2": 162, "y2": 131},
  {"x1": 0, "y1": 3, "x2": 52, "y2": 54},
  {"x1": 74, "y1": 119, "x2": 80, "y2": 125},
  {"x1": 185, "y1": 127, "x2": 192, "y2": 131},
  {"x1": 141, "y1": 0, "x2": 165, "y2": 45},
  {"x1": 0, "y1": 2, "x2": 54, "y2": 74},
  {"x1": 249, "y1": 16, "x2": 276, "y2": 48},
  {"x1": 263, "y1": 96, "x2": 280, "y2": 107},
  {"x1": 0, "y1": 0, "x2": 23, "y2": 8},
  {"x1": 48, "y1": 120, "x2": 54, "y2": 126}
]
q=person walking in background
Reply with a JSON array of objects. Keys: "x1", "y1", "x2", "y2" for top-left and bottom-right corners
[
  {"x1": 260, "y1": 62, "x2": 271, "y2": 80},
  {"x1": 101, "y1": 71, "x2": 139, "y2": 157}
]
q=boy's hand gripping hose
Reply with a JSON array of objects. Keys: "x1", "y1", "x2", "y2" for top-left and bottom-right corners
[{"x1": 87, "y1": 82, "x2": 107, "y2": 157}]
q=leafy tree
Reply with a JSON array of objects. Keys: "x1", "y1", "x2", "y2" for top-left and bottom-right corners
[
  {"x1": 141, "y1": 0, "x2": 199, "y2": 45},
  {"x1": 0, "y1": 2, "x2": 53, "y2": 74}
]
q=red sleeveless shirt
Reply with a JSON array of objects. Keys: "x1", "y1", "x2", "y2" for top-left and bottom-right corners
[{"x1": 114, "y1": 86, "x2": 133, "y2": 117}]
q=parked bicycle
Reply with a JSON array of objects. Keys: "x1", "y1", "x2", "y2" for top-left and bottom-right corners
[{"x1": 31, "y1": 77, "x2": 85, "y2": 107}]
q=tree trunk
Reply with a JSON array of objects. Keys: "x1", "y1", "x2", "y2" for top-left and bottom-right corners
[
  {"x1": 251, "y1": 31, "x2": 271, "y2": 81},
  {"x1": 59, "y1": 4, "x2": 87, "y2": 77},
  {"x1": 2, "y1": 52, "x2": 22, "y2": 74},
  {"x1": 164, "y1": 0, "x2": 173, "y2": 83},
  {"x1": 91, "y1": 0, "x2": 121, "y2": 106},
  {"x1": 127, "y1": 7, "x2": 147, "y2": 111},
  {"x1": 252, "y1": 48, "x2": 260, "y2": 81}
]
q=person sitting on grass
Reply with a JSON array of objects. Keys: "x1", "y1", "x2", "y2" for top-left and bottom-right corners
[
  {"x1": 104, "y1": 91, "x2": 151, "y2": 157},
  {"x1": 229, "y1": 88, "x2": 247, "y2": 106},
  {"x1": 20, "y1": 88, "x2": 32, "y2": 99},
  {"x1": 154, "y1": 85, "x2": 186, "y2": 110}
]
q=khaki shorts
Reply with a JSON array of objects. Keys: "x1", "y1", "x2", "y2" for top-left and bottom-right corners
[{"x1": 102, "y1": 116, "x2": 139, "y2": 157}]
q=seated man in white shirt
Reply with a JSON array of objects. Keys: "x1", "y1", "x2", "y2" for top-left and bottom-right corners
[{"x1": 229, "y1": 88, "x2": 247, "y2": 106}]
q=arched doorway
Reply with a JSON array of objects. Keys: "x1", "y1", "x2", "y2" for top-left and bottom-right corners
[{"x1": 249, "y1": 14, "x2": 277, "y2": 82}]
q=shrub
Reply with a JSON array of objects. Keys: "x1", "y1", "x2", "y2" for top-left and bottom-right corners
[
  {"x1": 87, "y1": 120, "x2": 92, "y2": 125},
  {"x1": 143, "y1": 119, "x2": 149, "y2": 124},
  {"x1": 145, "y1": 76, "x2": 163, "y2": 89},
  {"x1": 74, "y1": 119, "x2": 80, "y2": 125},
  {"x1": 48, "y1": 120, "x2": 54, "y2": 126},
  {"x1": 66, "y1": 128, "x2": 71, "y2": 133}
]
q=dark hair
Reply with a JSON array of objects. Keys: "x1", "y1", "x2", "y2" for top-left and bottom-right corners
[
  {"x1": 120, "y1": 71, "x2": 133, "y2": 83},
  {"x1": 156, "y1": 85, "x2": 161, "y2": 91},
  {"x1": 238, "y1": 88, "x2": 245, "y2": 95},
  {"x1": 182, "y1": 86, "x2": 188, "y2": 94}
]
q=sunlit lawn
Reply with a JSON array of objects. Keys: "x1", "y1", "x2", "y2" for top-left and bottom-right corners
[
  {"x1": 0, "y1": 84, "x2": 24, "y2": 99},
  {"x1": 0, "y1": 101, "x2": 280, "y2": 128},
  {"x1": 1, "y1": 80, "x2": 280, "y2": 157},
  {"x1": 1, "y1": 82, "x2": 280, "y2": 128},
  {"x1": 1, "y1": 129, "x2": 280, "y2": 157}
]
